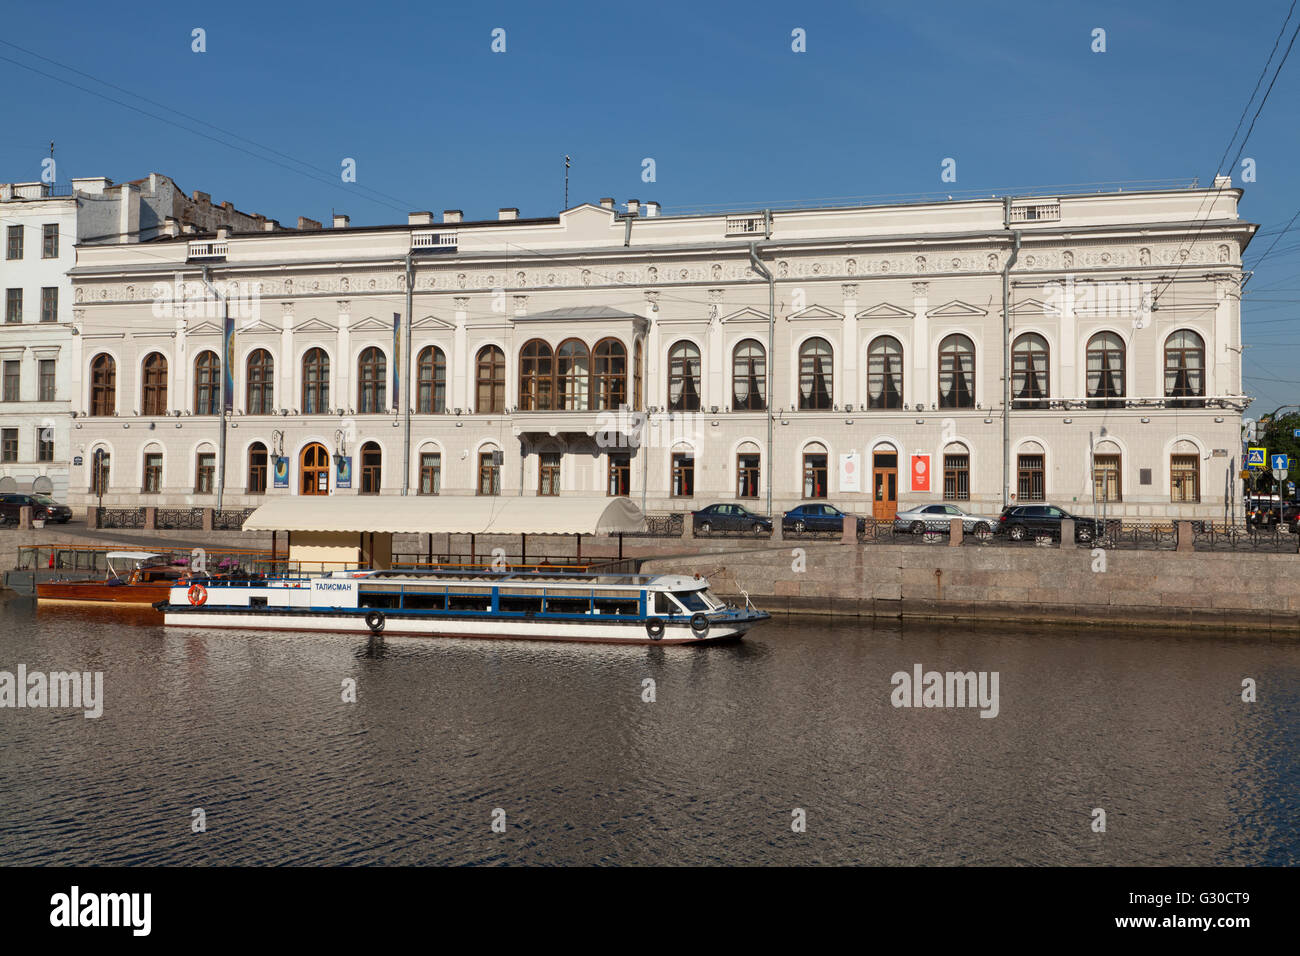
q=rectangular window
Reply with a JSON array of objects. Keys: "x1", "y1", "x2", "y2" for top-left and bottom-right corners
[
  {"x1": 38, "y1": 359, "x2": 55, "y2": 401},
  {"x1": 671, "y1": 453, "x2": 694, "y2": 498},
  {"x1": 1170, "y1": 454, "x2": 1200, "y2": 503},
  {"x1": 143, "y1": 453, "x2": 162, "y2": 494},
  {"x1": 419, "y1": 452, "x2": 441, "y2": 495},
  {"x1": 1, "y1": 428, "x2": 17, "y2": 462},
  {"x1": 42, "y1": 224, "x2": 58, "y2": 259},
  {"x1": 2, "y1": 361, "x2": 18, "y2": 402},
  {"x1": 803, "y1": 453, "x2": 829, "y2": 498},
  {"x1": 607, "y1": 454, "x2": 630, "y2": 496},
  {"x1": 40, "y1": 287, "x2": 57, "y2": 323},
  {"x1": 5, "y1": 289, "x2": 21, "y2": 323},
  {"x1": 195, "y1": 453, "x2": 216, "y2": 494},
  {"x1": 478, "y1": 451, "x2": 501, "y2": 496},
  {"x1": 538, "y1": 452, "x2": 561, "y2": 496},
  {"x1": 1017, "y1": 454, "x2": 1045, "y2": 502},
  {"x1": 1093, "y1": 454, "x2": 1121, "y2": 502},
  {"x1": 36, "y1": 428, "x2": 54, "y2": 462},
  {"x1": 5, "y1": 225, "x2": 22, "y2": 260},
  {"x1": 737, "y1": 453, "x2": 760, "y2": 498},
  {"x1": 943, "y1": 454, "x2": 970, "y2": 501}
]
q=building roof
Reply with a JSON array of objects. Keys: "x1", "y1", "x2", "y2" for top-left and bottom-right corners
[{"x1": 243, "y1": 496, "x2": 647, "y2": 535}]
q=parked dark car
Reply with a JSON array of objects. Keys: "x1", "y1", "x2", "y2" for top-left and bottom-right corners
[
  {"x1": 0, "y1": 493, "x2": 73, "y2": 526},
  {"x1": 1246, "y1": 496, "x2": 1298, "y2": 529},
  {"x1": 691, "y1": 503, "x2": 772, "y2": 534},
  {"x1": 995, "y1": 504, "x2": 1100, "y2": 542},
  {"x1": 782, "y1": 503, "x2": 865, "y2": 533}
]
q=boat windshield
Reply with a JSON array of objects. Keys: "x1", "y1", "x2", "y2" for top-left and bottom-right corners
[{"x1": 673, "y1": 590, "x2": 711, "y2": 612}]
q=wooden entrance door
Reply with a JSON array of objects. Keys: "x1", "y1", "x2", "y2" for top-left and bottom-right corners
[
  {"x1": 872, "y1": 452, "x2": 898, "y2": 521},
  {"x1": 300, "y1": 442, "x2": 330, "y2": 495}
]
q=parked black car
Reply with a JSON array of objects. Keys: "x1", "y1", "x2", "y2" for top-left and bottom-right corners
[
  {"x1": 691, "y1": 503, "x2": 772, "y2": 534},
  {"x1": 0, "y1": 493, "x2": 73, "y2": 526},
  {"x1": 995, "y1": 504, "x2": 1100, "y2": 542},
  {"x1": 782, "y1": 503, "x2": 865, "y2": 533},
  {"x1": 1246, "y1": 497, "x2": 1299, "y2": 528}
]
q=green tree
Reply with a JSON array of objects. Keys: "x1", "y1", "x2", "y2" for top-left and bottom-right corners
[{"x1": 1252, "y1": 411, "x2": 1300, "y2": 496}]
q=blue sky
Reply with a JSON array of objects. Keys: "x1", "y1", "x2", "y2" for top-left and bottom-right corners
[{"x1": 3, "y1": 0, "x2": 1298, "y2": 408}]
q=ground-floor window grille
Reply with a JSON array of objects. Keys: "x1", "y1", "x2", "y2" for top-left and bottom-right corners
[
  {"x1": 1093, "y1": 454, "x2": 1121, "y2": 502},
  {"x1": 1170, "y1": 454, "x2": 1200, "y2": 503},
  {"x1": 943, "y1": 454, "x2": 969, "y2": 500},
  {"x1": 1017, "y1": 454, "x2": 1044, "y2": 501}
]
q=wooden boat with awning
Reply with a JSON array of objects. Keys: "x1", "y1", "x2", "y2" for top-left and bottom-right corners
[{"x1": 36, "y1": 551, "x2": 189, "y2": 607}]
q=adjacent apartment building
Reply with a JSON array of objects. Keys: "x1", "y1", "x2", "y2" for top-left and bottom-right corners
[
  {"x1": 0, "y1": 174, "x2": 274, "y2": 497},
  {"x1": 65, "y1": 180, "x2": 1254, "y2": 519}
]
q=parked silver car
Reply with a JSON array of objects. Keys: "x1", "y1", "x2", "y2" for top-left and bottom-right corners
[{"x1": 893, "y1": 503, "x2": 997, "y2": 535}]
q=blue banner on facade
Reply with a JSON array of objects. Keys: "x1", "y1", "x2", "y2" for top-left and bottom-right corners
[
  {"x1": 392, "y1": 312, "x2": 401, "y2": 410},
  {"x1": 223, "y1": 313, "x2": 235, "y2": 411},
  {"x1": 336, "y1": 456, "x2": 352, "y2": 489},
  {"x1": 273, "y1": 456, "x2": 289, "y2": 489}
]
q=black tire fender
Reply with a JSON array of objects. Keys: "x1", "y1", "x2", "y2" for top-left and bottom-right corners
[
  {"x1": 646, "y1": 618, "x2": 665, "y2": 640},
  {"x1": 689, "y1": 613, "x2": 710, "y2": 637},
  {"x1": 365, "y1": 609, "x2": 386, "y2": 634}
]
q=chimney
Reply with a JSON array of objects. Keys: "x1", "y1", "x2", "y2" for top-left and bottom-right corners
[
  {"x1": 599, "y1": 198, "x2": 615, "y2": 210},
  {"x1": 498, "y1": 207, "x2": 519, "y2": 221},
  {"x1": 297, "y1": 216, "x2": 322, "y2": 231},
  {"x1": 118, "y1": 181, "x2": 141, "y2": 243},
  {"x1": 332, "y1": 214, "x2": 350, "y2": 229},
  {"x1": 408, "y1": 211, "x2": 434, "y2": 225},
  {"x1": 626, "y1": 199, "x2": 640, "y2": 216},
  {"x1": 263, "y1": 219, "x2": 280, "y2": 232},
  {"x1": 1213, "y1": 174, "x2": 1232, "y2": 190},
  {"x1": 442, "y1": 209, "x2": 463, "y2": 223},
  {"x1": 191, "y1": 190, "x2": 211, "y2": 205},
  {"x1": 644, "y1": 201, "x2": 660, "y2": 217},
  {"x1": 161, "y1": 217, "x2": 181, "y2": 238},
  {"x1": 216, "y1": 227, "x2": 230, "y2": 241}
]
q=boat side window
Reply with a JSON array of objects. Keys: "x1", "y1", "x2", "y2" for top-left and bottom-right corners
[
  {"x1": 544, "y1": 595, "x2": 592, "y2": 615},
  {"x1": 654, "y1": 591, "x2": 679, "y2": 615},
  {"x1": 499, "y1": 594, "x2": 544, "y2": 614},
  {"x1": 674, "y1": 590, "x2": 710, "y2": 612},
  {"x1": 593, "y1": 597, "x2": 639, "y2": 616}
]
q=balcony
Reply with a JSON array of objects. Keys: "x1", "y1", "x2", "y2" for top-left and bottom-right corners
[
  {"x1": 1009, "y1": 201, "x2": 1061, "y2": 223},
  {"x1": 187, "y1": 240, "x2": 228, "y2": 260},
  {"x1": 411, "y1": 231, "x2": 457, "y2": 253},
  {"x1": 725, "y1": 215, "x2": 766, "y2": 237}
]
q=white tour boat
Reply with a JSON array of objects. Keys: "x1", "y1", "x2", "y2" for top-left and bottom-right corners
[{"x1": 154, "y1": 568, "x2": 769, "y2": 644}]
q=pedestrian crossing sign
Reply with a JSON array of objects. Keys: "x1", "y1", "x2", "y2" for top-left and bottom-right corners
[{"x1": 1247, "y1": 447, "x2": 1266, "y2": 469}]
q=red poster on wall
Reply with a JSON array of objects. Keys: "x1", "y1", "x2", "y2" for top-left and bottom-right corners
[{"x1": 911, "y1": 454, "x2": 931, "y2": 492}]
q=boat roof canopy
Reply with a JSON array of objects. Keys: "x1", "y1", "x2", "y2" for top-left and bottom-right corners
[
  {"x1": 105, "y1": 551, "x2": 166, "y2": 561},
  {"x1": 243, "y1": 496, "x2": 648, "y2": 536}
]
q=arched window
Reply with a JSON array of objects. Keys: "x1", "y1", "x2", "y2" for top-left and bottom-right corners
[
  {"x1": 476, "y1": 345, "x2": 505, "y2": 414},
  {"x1": 593, "y1": 338, "x2": 627, "y2": 410},
  {"x1": 803, "y1": 441, "x2": 829, "y2": 498},
  {"x1": 301, "y1": 348, "x2": 330, "y2": 414},
  {"x1": 518, "y1": 339, "x2": 553, "y2": 411},
  {"x1": 246, "y1": 349, "x2": 274, "y2": 415},
  {"x1": 141, "y1": 352, "x2": 168, "y2": 416},
  {"x1": 1012, "y1": 333, "x2": 1049, "y2": 409},
  {"x1": 866, "y1": 336, "x2": 903, "y2": 409},
  {"x1": 417, "y1": 346, "x2": 446, "y2": 414},
  {"x1": 633, "y1": 338, "x2": 644, "y2": 410},
  {"x1": 1164, "y1": 329, "x2": 1205, "y2": 407},
  {"x1": 90, "y1": 354, "x2": 116, "y2": 416},
  {"x1": 732, "y1": 340, "x2": 766, "y2": 410},
  {"x1": 1086, "y1": 332, "x2": 1125, "y2": 408},
  {"x1": 798, "y1": 337, "x2": 833, "y2": 410},
  {"x1": 247, "y1": 442, "x2": 268, "y2": 495},
  {"x1": 142, "y1": 447, "x2": 163, "y2": 494},
  {"x1": 557, "y1": 339, "x2": 590, "y2": 410},
  {"x1": 360, "y1": 441, "x2": 382, "y2": 494},
  {"x1": 938, "y1": 334, "x2": 975, "y2": 409},
  {"x1": 357, "y1": 346, "x2": 387, "y2": 413},
  {"x1": 668, "y1": 341, "x2": 701, "y2": 411},
  {"x1": 90, "y1": 448, "x2": 110, "y2": 494},
  {"x1": 193, "y1": 350, "x2": 220, "y2": 415}
]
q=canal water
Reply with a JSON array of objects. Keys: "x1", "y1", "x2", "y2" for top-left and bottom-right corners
[{"x1": 1, "y1": 595, "x2": 1296, "y2": 865}]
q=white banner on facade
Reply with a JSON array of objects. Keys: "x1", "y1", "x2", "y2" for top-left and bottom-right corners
[{"x1": 839, "y1": 452, "x2": 861, "y2": 493}]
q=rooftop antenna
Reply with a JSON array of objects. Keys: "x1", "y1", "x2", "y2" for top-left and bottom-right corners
[{"x1": 564, "y1": 155, "x2": 571, "y2": 210}]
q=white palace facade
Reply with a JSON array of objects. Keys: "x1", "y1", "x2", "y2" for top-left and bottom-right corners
[{"x1": 64, "y1": 183, "x2": 1255, "y2": 519}]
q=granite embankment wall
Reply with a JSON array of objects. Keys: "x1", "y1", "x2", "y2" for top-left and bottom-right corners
[{"x1": 641, "y1": 541, "x2": 1300, "y2": 634}]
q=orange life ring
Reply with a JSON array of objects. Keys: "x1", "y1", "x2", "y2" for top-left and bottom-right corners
[{"x1": 187, "y1": 583, "x2": 207, "y2": 606}]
